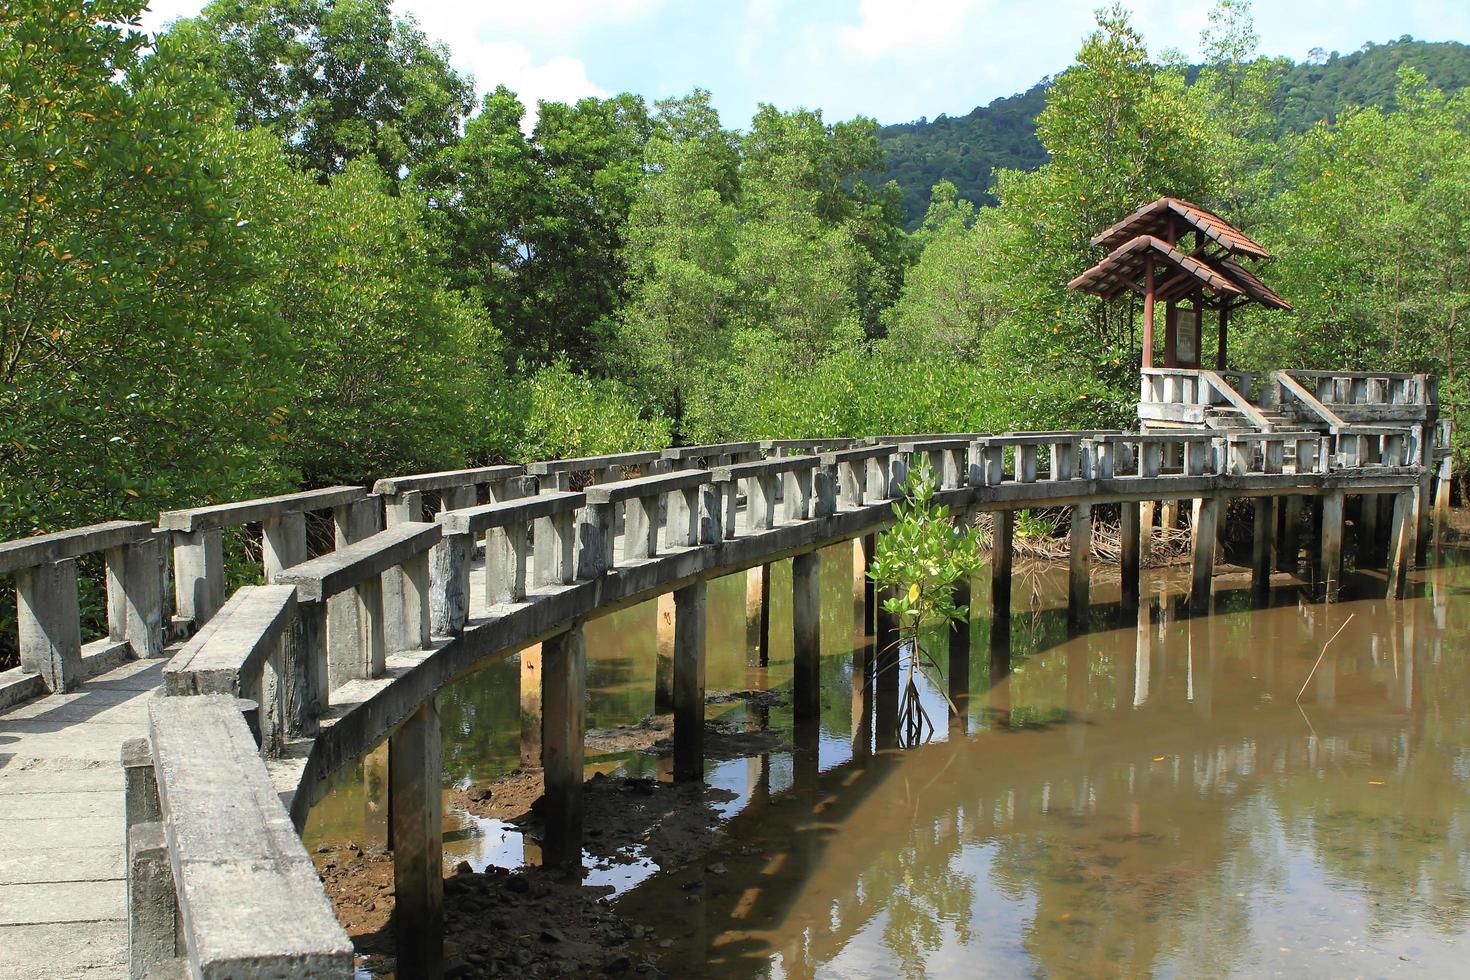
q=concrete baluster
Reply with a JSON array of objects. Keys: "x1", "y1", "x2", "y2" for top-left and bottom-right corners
[{"x1": 16, "y1": 558, "x2": 82, "y2": 692}]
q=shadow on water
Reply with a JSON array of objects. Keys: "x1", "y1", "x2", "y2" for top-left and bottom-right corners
[{"x1": 309, "y1": 538, "x2": 1470, "y2": 978}]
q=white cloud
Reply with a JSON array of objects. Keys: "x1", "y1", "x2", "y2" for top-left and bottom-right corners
[
  {"x1": 401, "y1": 0, "x2": 664, "y2": 40},
  {"x1": 458, "y1": 40, "x2": 608, "y2": 130},
  {"x1": 836, "y1": 0, "x2": 989, "y2": 60}
]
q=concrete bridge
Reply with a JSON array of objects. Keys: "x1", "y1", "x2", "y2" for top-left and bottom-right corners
[{"x1": 0, "y1": 388, "x2": 1453, "y2": 977}]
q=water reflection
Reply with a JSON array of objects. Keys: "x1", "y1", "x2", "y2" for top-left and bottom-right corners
[{"x1": 308, "y1": 539, "x2": 1470, "y2": 978}]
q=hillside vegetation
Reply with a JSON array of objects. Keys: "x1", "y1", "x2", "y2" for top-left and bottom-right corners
[{"x1": 877, "y1": 37, "x2": 1470, "y2": 227}]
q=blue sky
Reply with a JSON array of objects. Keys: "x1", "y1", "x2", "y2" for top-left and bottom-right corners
[{"x1": 139, "y1": 0, "x2": 1470, "y2": 128}]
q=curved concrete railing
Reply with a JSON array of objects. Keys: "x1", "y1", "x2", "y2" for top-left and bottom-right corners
[{"x1": 0, "y1": 425, "x2": 1450, "y2": 977}]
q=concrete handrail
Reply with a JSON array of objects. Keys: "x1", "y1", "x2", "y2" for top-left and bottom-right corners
[
  {"x1": 436, "y1": 491, "x2": 586, "y2": 536},
  {"x1": 0, "y1": 520, "x2": 164, "y2": 707},
  {"x1": 1273, "y1": 370, "x2": 1351, "y2": 431},
  {"x1": 126, "y1": 696, "x2": 353, "y2": 977},
  {"x1": 372, "y1": 464, "x2": 523, "y2": 497},
  {"x1": 273, "y1": 522, "x2": 440, "y2": 603},
  {"x1": 1200, "y1": 369, "x2": 1274, "y2": 432},
  {"x1": 158, "y1": 486, "x2": 366, "y2": 533}
]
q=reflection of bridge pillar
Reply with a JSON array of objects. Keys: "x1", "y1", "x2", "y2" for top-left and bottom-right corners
[
  {"x1": 875, "y1": 599, "x2": 900, "y2": 749},
  {"x1": 856, "y1": 535, "x2": 876, "y2": 636},
  {"x1": 363, "y1": 741, "x2": 390, "y2": 851},
  {"x1": 1120, "y1": 501, "x2": 1141, "y2": 612},
  {"x1": 1066, "y1": 644, "x2": 1088, "y2": 750},
  {"x1": 949, "y1": 573, "x2": 971, "y2": 737},
  {"x1": 792, "y1": 551, "x2": 822, "y2": 722},
  {"x1": 851, "y1": 643, "x2": 873, "y2": 759},
  {"x1": 1068, "y1": 503, "x2": 1092, "y2": 633},
  {"x1": 746, "y1": 564, "x2": 771, "y2": 666},
  {"x1": 655, "y1": 592, "x2": 675, "y2": 711},
  {"x1": 990, "y1": 509, "x2": 1014, "y2": 649},
  {"x1": 987, "y1": 642, "x2": 1011, "y2": 730},
  {"x1": 519, "y1": 644, "x2": 542, "y2": 769},
  {"x1": 1188, "y1": 617, "x2": 1213, "y2": 719},
  {"x1": 390, "y1": 695, "x2": 443, "y2": 977},
  {"x1": 542, "y1": 624, "x2": 586, "y2": 874},
  {"x1": 1131, "y1": 601, "x2": 1150, "y2": 708},
  {"x1": 673, "y1": 581, "x2": 708, "y2": 782}
]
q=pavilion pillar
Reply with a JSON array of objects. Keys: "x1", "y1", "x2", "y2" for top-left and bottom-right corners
[
  {"x1": 1141, "y1": 258, "x2": 1155, "y2": 369},
  {"x1": 1217, "y1": 304, "x2": 1229, "y2": 371}
]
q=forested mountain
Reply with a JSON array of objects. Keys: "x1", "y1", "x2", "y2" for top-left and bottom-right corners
[{"x1": 878, "y1": 37, "x2": 1470, "y2": 227}]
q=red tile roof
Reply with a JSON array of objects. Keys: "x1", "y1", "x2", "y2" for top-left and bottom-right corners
[
  {"x1": 1090, "y1": 197, "x2": 1271, "y2": 259},
  {"x1": 1069, "y1": 235, "x2": 1247, "y2": 303}
]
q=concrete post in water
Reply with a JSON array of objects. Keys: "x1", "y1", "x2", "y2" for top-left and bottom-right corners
[
  {"x1": 1067, "y1": 504, "x2": 1091, "y2": 632},
  {"x1": 1279, "y1": 495, "x2": 1303, "y2": 571},
  {"x1": 1139, "y1": 500, "x2": 1157, "y2": 565},
  {"x1": 1357, "y1": 493, "x2": 1380, "y2": 567},
  {"x1": 851, "y1": 641, "x2": 873, "y2": 759},
  {"x1": 127, "y1": 821, "x2": 177, "y2": 980},
  {"x1": 1388, "y1": 488, "x2": 1419, "y2": 599},
  {"x1": 542, "y1": 624, "x2": 586, "y2": 873},
  {"x1": 792, "y1": 550, "x2": 822, "y2": 721},
  {"x1": 874, "y1": 586, "x2": 900, "y2": 750},
  {"x1": 672, "y1": 581, "x2": 708, "y2": 781},
  {"x1": 1321, "y1": 490, "x2": 1346, "y2": 601},
  {"x1": 520, "y1": 644, "x2": 543, "y2": 769},
  {"x1": 1189, "y1": 497, "x2": 1221, "y2": 613},
  {"x1": 991, "y1": 510, "x2": 1014, "y2": 647},
  {"x1": 1251, "y1": 497, "x2": 1275, "y2": 599},
  {"x1": 1119, "y1": 501, "x2": 1141, "y2": 612},
  {"x1": 172, "y1": 527, "x2": 224, "y2": 630},
  {"x1": 17, "y1": 558, "x2": 81, "y2": 692},
  {"x1": 948, "y1": 571, "x2": 972, "y2": 736},
  {"x1": 390, "y1": 696, "x2": 443, "y2": 978},
  {"x1": 656, "y1": 592, "x2": 676, "y2": 712}
]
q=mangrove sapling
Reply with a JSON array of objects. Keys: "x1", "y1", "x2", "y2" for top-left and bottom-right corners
[{"x1": 868, "y1": 464, "x2": 984, "y2": 746}]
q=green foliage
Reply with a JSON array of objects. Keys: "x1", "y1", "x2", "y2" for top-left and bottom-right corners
[
  {"x1": 868, "y1": 465, "x2": 983, "y2": 634},
  {"x1": 875, "y1": 37, "x2": 1470, "y2": 228},
  {"x1": 506, "y1": 360, "x2": 672, "y2": 463},
  {"x1": 161, "y1": 0, "x2": 473, "y2": 179}
]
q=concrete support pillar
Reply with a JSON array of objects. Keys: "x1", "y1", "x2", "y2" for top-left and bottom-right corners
[
  {"x1": 990, "y1": 510, "x2": 1014, "y2": 648},
  {"x1": 792, "y1": 551, "x2": 821, "y2": 722},
  {"x1": 172, "y1": 528, "x2": 224, "y2": 630},
  {"x1": 1139, "y1": 500, "x2": 1156, "y2": 566},
  {"x1": 1189, "y1": 497, "x2": 1222, "y2": 613},
  {"x1": 1068, "y1": 504, "x2": 1091, "y2": 632},
  {"x1": 948, "y1": 573, "x2": 971, "y2": 736},
  {"x1": 1279, "y1": 495, "x2": 1304, "y2": 571},
  {"x1": 1388, "y1": 489, "x2": 1419, "y2": 599},
  {"x1": 655, "y1": 592, "x2": 675, "y2": 712},
  {"x1": 1160, "y1": 500, "x2": 1180, "y2": 535},
  {"x1": 519, "y1": 644, "x2": 543, "y2": 769},
  {"x1": 1434, "y1": 455, "x2": 1454, "y2": 540},
  {"x1": 1251, "y1": 497, "x2": 1275, "y2": 599},
  {"x1": 16, "y1": 558, "x2": 82, "y2": 692},
  {"x1": 542, "y1": 625, "x2": 586, "y2": 873},
  {"x1": 672, "y1": 582, "x2": 708, "y2": 782},
  {"x1": 851, "y1": 643, "x2": 873, "y2": 759},
  {"x1": 1119, "y1": 501, "x2": 1141, "y2": 612},
  {"x1": 390, "y1": 696, "x2": 443, "y2": 978},
  {"x1": 1321, "y1": 490, "x2": 1345, "y2": 601},
  {"x1": 127, "y1": 821, "x2": 177, "y2": 980}
]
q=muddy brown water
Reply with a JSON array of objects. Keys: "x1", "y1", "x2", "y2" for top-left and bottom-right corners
[{"x1": 307, "y1": 539, "x2": 1470, "y2": 978}]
